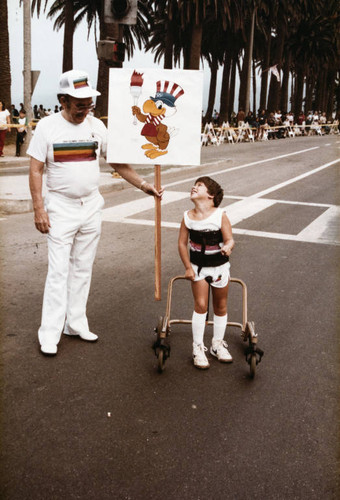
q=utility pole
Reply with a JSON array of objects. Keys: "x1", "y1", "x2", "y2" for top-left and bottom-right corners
[
  {"x1": 23, "y1": 0, "x2": 33, "y2": 152},
  {"x1": 245, "y1": 7, "x2": 256, "y2": 115}
]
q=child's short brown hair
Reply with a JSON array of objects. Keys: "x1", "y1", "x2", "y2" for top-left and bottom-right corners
[{"x1": 195, "y1": 176, "x2": 224, "y2": 207}]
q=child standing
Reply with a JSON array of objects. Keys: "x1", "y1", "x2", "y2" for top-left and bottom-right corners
[
  {"x1": 16, "y1": 110, "x2": 27, "y2": 157},
  {"x1": 178, "y1": 176, "x2": 234, "y2": 369}
]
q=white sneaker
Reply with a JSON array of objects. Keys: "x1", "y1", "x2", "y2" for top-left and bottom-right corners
[
  {"x1": 210, "y1": 339, "x2": 233, "y2": 363},
  {"x1": 63, "y1": 325, "x2": 98, "y2": 342},
  {"x1": 64, "y1": 330, "x2": 98, "y2": 342},
  {"x1": 192, "y1": 343, "x2": 210, "y2": 369},
  {"x1": 40, "y1": 343, "x2": 57, "y2": 356}
]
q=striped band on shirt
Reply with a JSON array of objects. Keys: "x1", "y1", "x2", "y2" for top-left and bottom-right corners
[{"x1": 53, "y1": 141, "x2": 97, "y2": 162}]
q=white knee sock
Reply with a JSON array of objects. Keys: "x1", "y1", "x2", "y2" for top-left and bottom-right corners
[
  {"x1": 192, "y1": 311, "x2": 207, "y2": 345},
  {"x1": 213, "y1": 314, "x2": 228, "y2": 342}
]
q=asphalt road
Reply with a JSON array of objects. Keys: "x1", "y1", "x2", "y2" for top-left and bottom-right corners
[{"x1": 1, "y1": 135, "x2": 339, "y2": 499}]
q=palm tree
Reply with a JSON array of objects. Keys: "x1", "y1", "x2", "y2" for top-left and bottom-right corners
[
  {"x1": 31, "y1": 0, "x2": 74, "y2": 71},
  {"x1": 218, "y1": 11, "x2": 243, "y2": 123},
  {"x1": 48, "y1": 0, "x2": 75, "y2": 71},
  {"x1": 256, "y1": 0, "x2": 274, "y2": 111},
  {"x1": 0, "y1": 0, "x2": 12, "y2": 108},
  {"x1": 201, "y1": 3, "x2": 230, "y2": 122},
  {"x1": 32, "y1": 0, "x2": 152, "y2": 116},
  {"x1": 145, "y1": 0, "x2": 182, "y2": 69},
  {"x1": 289, "y1": 0, "x2": 339, "y2": 117}
]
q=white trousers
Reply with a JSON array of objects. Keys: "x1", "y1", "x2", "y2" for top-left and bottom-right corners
[{"x1": 38, "y1": 190, "x2": 104, "y2": 346}]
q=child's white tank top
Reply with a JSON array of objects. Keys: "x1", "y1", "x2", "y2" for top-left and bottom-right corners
[{"x1": 184, "y1": 207, "x2": 223, "y2": 231}]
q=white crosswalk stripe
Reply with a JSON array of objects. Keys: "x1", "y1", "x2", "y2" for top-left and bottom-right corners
[{"x1": 102, "y1": 192, "x2": 340, "y2": 246}]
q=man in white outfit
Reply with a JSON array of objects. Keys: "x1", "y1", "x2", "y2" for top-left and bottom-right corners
[{"x1": 28, "y1": 70, "x2": 162, "y2": 356}]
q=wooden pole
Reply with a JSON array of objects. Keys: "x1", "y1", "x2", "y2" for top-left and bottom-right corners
[
  {"x1": 23, "y1": 0, "x2": 33, "y2": 154},
  {"x1": 154, "y1": 164, "x2": 161, "y2": 301}
]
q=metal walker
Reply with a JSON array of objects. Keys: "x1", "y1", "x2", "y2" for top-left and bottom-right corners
[{"x1": 153, "y1": 276, "x2": 264, "y2": 377}]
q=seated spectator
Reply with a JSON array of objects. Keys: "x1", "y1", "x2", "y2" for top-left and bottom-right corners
[
  {"x1": 212, "y1": 109, "x2": 219, "y2": 125},
  {"x1": 274, "y1": 109, "x2": 282, "y2": 124},
  {"x1": 257, "y1": 109, "x2": 267, "y2": 140},
  {"x1": 236, "y1": 108, "x2": 245, "y2": 127},
  {"x1": 297, "y1": 111, "x2": 306, "y2": 135},
  {"x1": 286, "y1": 111, "x2": 294, "y2": 125}
]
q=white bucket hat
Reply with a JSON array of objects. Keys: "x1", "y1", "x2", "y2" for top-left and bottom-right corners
[{"x1": 58, "y1": 70, "x2": 101, "y2": 98}]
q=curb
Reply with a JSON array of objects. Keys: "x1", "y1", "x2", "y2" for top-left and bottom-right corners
[
  {"x1": 0, "y1": 164, "x2": 200, "y2": 215},
  {"x1": 0, "y1": 178, "x2": 126, "y2": 215}
]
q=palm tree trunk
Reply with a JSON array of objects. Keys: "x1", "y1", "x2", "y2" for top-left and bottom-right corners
[
  {"x1": 238, "y1": 51, "x2": 247, "y2": 111},
  {"x1": 188, "y1": 22, "x2": 202, "y2": 70},
  {"x1": 293, "y1": 68, "x2": 304, "y2": 118},
  {"x1": 228, "y1": 58, "x2": 236, "y2": 119},
  {"x1": 267, "y1": 16, "x2": 286, "y2": 112},
  {"x1": 315, "y1": 70, "x2": 327, "y2": 112},
  {"x1": 95, "y1": 2, "x2": 122, "y2": 119},
  {"x1": 62, "y1": 0, "x2": 74, "y2": 72},
  {"x1": 326, "y1": 67, "x2": 336, "y2": 119},
  {"x1": 290, "y1": 73, "x2": 295, "y2": 112},
  {"x1": 0, "y1": 0, "x2": 11, "y2": 108},
  {"x1": 252, "y1": 58, "x2": 256, "y2": 113},
  {"x1": 305, "y1": 74, "x2": 315, "y2": 113},
  {"x1": 204, "y1": 57, "x2": 218, "y2": 123},
  {"x1": 164, "y1": 19, "x2": 174, "y2": 69},
  {"x1": 238, "y1": 7, "x2": 255, "y2": 114},
  {"x1": 319, "y1": 66, "x2": 328, "y2": 112},
  {"x1": 245, "y1": 8, "x2": 255, "y2": 114},
  {"x1": 219, "y1": 51, "x2": 232, "y2": 123},
  {"x1": 259, "y1": 11, "x2": 273, "y2": 111},
  {"x1": 280, "y1": 51, "x2": 291, "y2": 112}
]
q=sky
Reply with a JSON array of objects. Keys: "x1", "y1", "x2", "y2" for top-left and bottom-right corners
[{"x1": 8, "y1": 0, "x2": 221, "y2": 112}]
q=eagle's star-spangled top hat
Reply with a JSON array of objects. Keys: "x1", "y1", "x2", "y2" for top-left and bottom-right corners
[{"x1": 150, "y1": 80, "x2": 184, "y2": 108}]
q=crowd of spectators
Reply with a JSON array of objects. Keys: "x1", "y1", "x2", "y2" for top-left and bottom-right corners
[
  {"x1": 2, "y1": 103, "x2": 64, "y2": 157},
  {"x1": 228, "y1": 108, "x2": 339, "y2": 140},
  {"x1": 10, "y1": 103, "x2": 63, "y2": 124},
  {"x1": 202, "y1": 108, "x2": 339, "y2": 146}
]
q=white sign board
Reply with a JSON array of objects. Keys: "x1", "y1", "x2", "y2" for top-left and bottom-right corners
[{"x1": 107, "y1": 68, "x2": 203, "y2": 166}]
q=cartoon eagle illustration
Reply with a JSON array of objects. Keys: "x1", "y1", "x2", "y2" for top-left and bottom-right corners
[{"x1": 132, "y1": 79, "x2": 184, "y2": 160}]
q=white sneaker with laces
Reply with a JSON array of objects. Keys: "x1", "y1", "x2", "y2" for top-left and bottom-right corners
[
  {"x1": 210, "y1": 339, "x2": 233, "y2": 363},
  {"x1": 192, "y1": 343, "x2": 210, "y2": 369}
]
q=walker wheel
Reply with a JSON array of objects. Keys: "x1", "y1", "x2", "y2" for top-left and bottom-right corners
[
  {"x1": 250, "y1": 354, "x2": 257, "y2": 378},
  {"x1": 157, "y1": 348, "x2": 165, "y2": 373},
  {"x1": 153, "y1": 316, "x2": 170, "y2": 373}
]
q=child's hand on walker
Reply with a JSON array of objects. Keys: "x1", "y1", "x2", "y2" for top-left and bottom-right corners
[
  {"x1": 184, "y1": 267, "x2": 195, "y2": 281},
  {"x1": 221, "y1": 244, "x2": 233, "y2": 257}
]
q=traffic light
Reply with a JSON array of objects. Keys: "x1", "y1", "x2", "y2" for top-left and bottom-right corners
[
  {"x1": 97, "y1": 40, "x2": 125, "y2": 64},
  {"x1": 104, "y1": 0, "x2": 137, "y2": 25},
  {"x1": 112, "y1": 42, "x2": 125, "y2": 63}
]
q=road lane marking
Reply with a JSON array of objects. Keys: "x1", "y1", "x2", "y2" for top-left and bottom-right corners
[
  {"x1": 297, "y1": 206, "x2": 340, "y2": 242},
  {"x1": 222, "y1": 198, "x2": 276, "y2": 225},
  {"x1": 231, "y1": 228, "x2": 339, "y2": 246},
  {"x1": 163, "y1": 146, "x2": 320, "y2": 188},
  {"x1": 102, "y1": 190, "x2": 188, "y2": 222},
  {"x1": 102, "y1": 217, "x2": 339, "y2": 246},
  {"x1": 102, "y1": 154, "x2": 339, "y2": 245},
  {"x1": 250, "y1": 159, "x2": 339, "y2": 199},
  {"x1": 102, "y1": 191, "x2": 340, "y2": 246}
]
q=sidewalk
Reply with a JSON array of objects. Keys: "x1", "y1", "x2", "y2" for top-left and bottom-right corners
[{"x1": 0, "y1": 143, "x2": 190, "y2": 214}]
